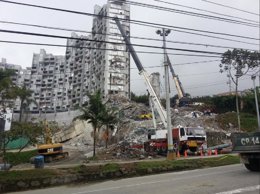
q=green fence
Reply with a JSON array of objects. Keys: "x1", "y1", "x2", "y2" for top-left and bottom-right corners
[{"x1": 6, "y1": 137, "x2": 29, "y2": 150}]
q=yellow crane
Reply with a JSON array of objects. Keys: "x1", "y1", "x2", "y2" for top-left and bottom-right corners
[{"x1": 167, "y1": 55, "x2": 190, "y2": 106}]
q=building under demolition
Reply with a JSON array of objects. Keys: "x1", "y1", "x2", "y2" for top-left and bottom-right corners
[
  {"x1": 2, "y1": 0, "x2": 130, "y2": 114},
  {"x1": 91, "y1": 0, "x2": 130, "y2": 98}
]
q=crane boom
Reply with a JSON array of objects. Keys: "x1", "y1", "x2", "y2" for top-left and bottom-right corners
[
  {"x1": 114, "y1": 17, "x2": 167, "y2": 128},
  {"x1": 167, "y1": 55, "x2": 186, "y2": 99}
]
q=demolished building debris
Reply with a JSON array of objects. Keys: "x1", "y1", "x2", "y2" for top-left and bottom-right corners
[{"x1": 49, "y1": 96, "x2": 232, "y2": 161}]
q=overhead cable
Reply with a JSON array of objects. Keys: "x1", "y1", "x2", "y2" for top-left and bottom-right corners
[
  {"x1": 153, "y1": 0, "x2": 258, "y2": 24},
  {"x1": 0, "y1": 40, "x2": 221, "y2": 58},
  {"x1": 118, "y1": 0, "x2": 259, "y2": 27},
  {"x1": 1, "y1": 20, "x2": 258, "y2": 50},
  {"x1": 0, "y1": 0, "x2": 259, "y2": 40},
  {"x1": 202, "y1": 0, "x2": 259, "y2": 16},
  {"x1": 0, "y1": 29, "x2": 224, "y2": 55}
]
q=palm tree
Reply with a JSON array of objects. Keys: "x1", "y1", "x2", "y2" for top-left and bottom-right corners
[
  {"x1": 75, "y1": 91, "x2": 106, "y2": 157},
  {"x1": 101, "y1": 106, "x2": 118, "y2": 148}
]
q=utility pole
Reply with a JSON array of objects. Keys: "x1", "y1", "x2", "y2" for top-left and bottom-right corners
[
  {"x1": 156, "y1": 28, "x2": 174, "y2": 160},
  {"x1": 252, "y1": 75, "x2": 260, "y2": 131},
  {"x1": 235, "y1": 66, "x2": 242, "y2": 132}
]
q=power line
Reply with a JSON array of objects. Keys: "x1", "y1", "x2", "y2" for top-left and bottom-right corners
[
  {"x1": 0, "y1": 0, "x2": 259, "y2": 41},
  {"x1": 131, "y1": 51, "x2": 220, "y2": 58},
  {"x1": 180, "y1": 71, "x2": 219, "y2": 77},
  {"x1": 133, "y1": 76, "x2": 251, "y2": 94},
  {"x1": 1, "y1": 20, "x2": 258, "y2": 50},
  {"x1": 171, "y1": 29, "x2": 259, "y2": 46},
  {"x1": 0, "y1": 20, "x2": 91, "y2": 34},
  {"x1": 136, "y1": 22, "x2": 258, "y2": 46},
  {"x1": 120, "y1": 0, "x2": 259, "y2": 27},
  {"x1": 0, "y1": 40, "x2": 221, "y2": 58},
  {"x1": 133, "y1": 14, "x2": 259, "y2": 45},
  {"x1": 0, "y1": 29, "x2": 224, "y2": 55},
  {"x1": 186, "y1": 76, "x2": 251, "y2": 89},
  {"x1": 167, "y1": 40, "x2": 257, "y2": 51},
  {"x1": 202, "y1": 0, "x2": 259, "y2": 16},
  {"x1": 172, "y1": 59, "x2": 220, "y2": 66},
  {"x1": 153, "y1": 0, "x2": 258, "y2": 24},
  {"x1": 185, "y1": 81, "x2": 229, "y2": 90},
  {"x1": 130, "y1": 60, "x2": 219, "y2": 70}
]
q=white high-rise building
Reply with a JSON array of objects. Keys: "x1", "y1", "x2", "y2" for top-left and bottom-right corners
[
  {"x1": 65, "y1": 32, "x2": 92, "y2": 108},
  {"x1": 30, "y1": 49, "x2": 67, "y2": 113},
  {"x1": 5, "y1": 0, "x2": 131, "y2": 116},
  {"x1": 91, "y1": 0, "x2": 130, "y2": 98}
]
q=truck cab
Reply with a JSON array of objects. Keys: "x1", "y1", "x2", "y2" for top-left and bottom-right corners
[
  {"x1": 173, "y1": 126, "x2": 207, "y2": 153},
  {"x1": 231, "y1": 132, "x2": 260, "y2": 171}
]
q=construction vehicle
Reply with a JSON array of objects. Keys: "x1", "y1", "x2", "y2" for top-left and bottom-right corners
[
  {"x1": 144, "y1": 126, "x2": 207, "y2": 155},
  {"x1": 114, "y1": 17, "x2": 206, "y2": 155},
  {"x1": 36, "y1": 121, "x2": 68, "y2": 163},
  {"x1": 138, "y1": 112, "x2": 153, "y2": 120},
  {"x1": 114, "y1": 17, "x2": 167, "y2": 128},
  {"x1": 231, "y1": 132, "x2": 260, "y2": 171},
  {"x1": 167, "y1": 55, "x2": 190, "y2": 107}
]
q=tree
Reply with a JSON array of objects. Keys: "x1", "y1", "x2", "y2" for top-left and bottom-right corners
[
  {"x1": 101, "y1": 106, "x2": 118, "y2": 148},
  {"x1": 170, "y1": 94, "x2": 178, "y2": 107},
  {"x1": 242, "y1": 90, "x2": 260, "y2": 115},
  {"x1": 131, "y1": 92, "x2": 149, "y2": 106},
  {"x1": 0, "y1": 69, "x2": 18, "y2": 106},
  {"x1": 0, "y1": 121, "x2": 42, "y2": 170},
  {"x1": 75, "y1": 91, "x2": 106, "y2": 157},
  {"x1": 220, "y1": 49, "x2": 260, "y2": 131},
  {"x1": 5, "y1": 121, "x2": 43, "y2": 152},
  {"x1": 0, "y1": 69, "x2": 18, "y2": 167},
  {"x1": 15, "y1": 85, "x2": 37, "y2": 122}
]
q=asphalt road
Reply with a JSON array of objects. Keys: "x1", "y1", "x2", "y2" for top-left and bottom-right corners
[{"x1": 9, "y1": 164, "x2": 260, "y2": 194}]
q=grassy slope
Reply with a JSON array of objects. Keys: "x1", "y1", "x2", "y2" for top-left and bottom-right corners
[{"x1": 215, "y1": 112, "x2": 257, "y2": 132}]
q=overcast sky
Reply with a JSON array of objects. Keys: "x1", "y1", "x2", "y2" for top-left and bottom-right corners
[{"x1": 0, "y1": 0, "x2": 259, "y2": 97}]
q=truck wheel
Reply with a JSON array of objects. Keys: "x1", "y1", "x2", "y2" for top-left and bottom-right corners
[{"x1": 244, "y1": 159, "x2": 260, "y2": 172}]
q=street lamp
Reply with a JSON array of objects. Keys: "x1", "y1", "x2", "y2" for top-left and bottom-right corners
[{"x1": 156, "y1": 28, "x2": 174, "y2": 160}]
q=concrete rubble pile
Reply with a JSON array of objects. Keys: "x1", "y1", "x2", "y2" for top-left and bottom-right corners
[
  {"x1": 172, "y1": 107, "x2": 213, "y2": 128},
  {"x1": 117, "y1": 104, "x2": 231, "y2": 155},
  {"x1": 107, "y1": 94, "x2": 151, "y2": 120},
  {"x1": 96, "y1": 142, "x2": 147, "y2": 160},
  {"x1": 52, "y1": 97, "x2": 233, "y2": 160},
  {"x1": 123, "y1": 127, "x2": 149, "y2": 146},
  {"x1": 172, "y1": 107, "x2": 232, "y2": 147}
]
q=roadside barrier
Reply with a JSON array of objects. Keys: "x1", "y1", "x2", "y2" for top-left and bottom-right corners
[
  {"x1": 177, "y1": 151, "x2": 180, "y2": 158},
  {"x1": 215, "y1": 149, "x2": 218, "y2": 155},
  {"x1": 184, "y1": 150, "x2": 188, "y2": 157},
  {"x1": 208, "y1": 149, "x2": 212, "y2": 156}
]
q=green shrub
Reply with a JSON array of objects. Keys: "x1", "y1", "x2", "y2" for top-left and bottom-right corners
[
  {"x1": 216, "y1": 112, "x2": 257, "y2": 132},
  {"x1": 5, "y1": 150, "x2": 37, "y2": 165},
  {"x1": 101, "y1": 163, "x2": 120, "y2": 173},
  {"x1": 0, "y1": 169, "x2": 57, "y2": 183}
]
